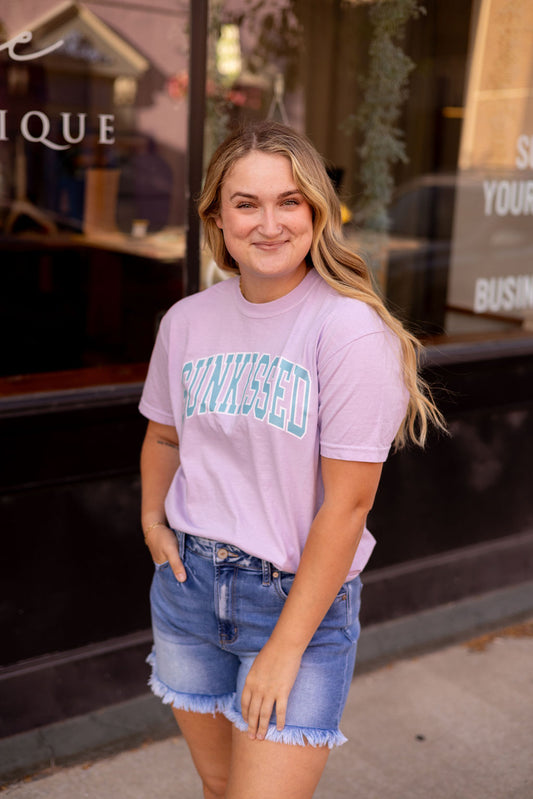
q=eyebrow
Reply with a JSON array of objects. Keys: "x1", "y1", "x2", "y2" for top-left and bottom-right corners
[{"x1": 229, "y1": 189, "x2": 302, "y2": 201}]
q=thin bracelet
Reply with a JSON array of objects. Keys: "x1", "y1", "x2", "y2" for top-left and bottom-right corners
[{"x1": 143, "y1": 520, "x2": 167, "y2": 541}]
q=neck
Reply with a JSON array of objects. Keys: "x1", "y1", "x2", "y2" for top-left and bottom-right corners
[{"x1": 239, "y1": 265, "x2": 310, "y2": 304}]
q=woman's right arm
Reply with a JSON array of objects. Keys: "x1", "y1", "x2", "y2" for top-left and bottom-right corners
[{"x1": 140, "y1": 419, "x2": 187, "y2": 582}]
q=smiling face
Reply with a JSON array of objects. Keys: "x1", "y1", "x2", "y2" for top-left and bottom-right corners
[{"x1": 215, "y1": 151, "x2": 314, "y2": 302}]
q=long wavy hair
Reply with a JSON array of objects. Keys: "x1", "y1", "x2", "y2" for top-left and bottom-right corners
[{"x1": 198, "y1": 121, "x2": 445, "y2": 448}]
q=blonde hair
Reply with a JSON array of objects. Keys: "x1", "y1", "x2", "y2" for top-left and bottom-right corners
[{"x1": 198, "y1": 121, "x2": 445, "y2": 449}]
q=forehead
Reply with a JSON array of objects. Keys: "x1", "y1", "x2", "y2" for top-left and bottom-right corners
[{"x1": 222, "y1": 151, "x2": 296, "y2": 192}]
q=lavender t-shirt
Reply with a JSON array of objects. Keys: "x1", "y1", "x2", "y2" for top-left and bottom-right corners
[{"x1": 139, "y1": 268, "x2": 408, "y2": 578}]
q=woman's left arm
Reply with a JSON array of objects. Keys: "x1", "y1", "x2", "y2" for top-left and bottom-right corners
[{"x1": 241, "y1": 456, "x2": 383, "y2": 740}]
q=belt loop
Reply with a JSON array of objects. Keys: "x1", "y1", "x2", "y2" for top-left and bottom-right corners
[
  {"x1": 262, "y1": 559, "x2": 271, "y2": 586},
  {"x1": 177, "y1": 530, "x2": 186, "y2": 561}
]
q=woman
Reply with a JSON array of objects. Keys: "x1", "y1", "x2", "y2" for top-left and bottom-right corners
[{"x1": 139, "y1": 121, "x2": 443, "y2": 799}]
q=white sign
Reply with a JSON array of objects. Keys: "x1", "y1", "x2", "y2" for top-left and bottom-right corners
[
  {"x1": 447, "y1": 0, "x2": 533, "y2": 323},
  {"x1": 0, "y1": 110, "x2": 115, "y2": 150},
  {"x1": 474, "y1": 275, "x2": 533, "y2": 313},
  {"x1": 0, "y1": 30, "x2": 115, "y2": 150},
  {"x1": 0, "y1": 31, "x2": 64, "y2": 62},
  {"x1": 482, "y1": 137, "x2": 533, "y2": 216}
]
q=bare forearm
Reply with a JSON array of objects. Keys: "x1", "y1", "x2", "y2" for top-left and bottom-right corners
[
  {"x1": 269, "y1": 457, "x2": 383, "y2": 655},
  {"x1": 140, "y1": 421, "x2": 186, "y2": 580},
  {"x1": 240, "y1": 500, "x2": 370, "y2": 739},
  {"x1": 140, "y1": 421, "x2": 180, "y2": 528},
  {"x1": 239, "y1": 458, "x2": 382, "y2": 738},
  {"x1": 269, "y1": 503, "x2": 366, "y2": 654}
]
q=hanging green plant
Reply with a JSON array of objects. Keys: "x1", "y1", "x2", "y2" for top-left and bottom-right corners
[{"x1": 347, "y1": 0, "x2": 425, "y2": 232}]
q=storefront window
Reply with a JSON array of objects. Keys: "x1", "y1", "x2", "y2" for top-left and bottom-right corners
[
  {"x1": 206, "y1": 0, "x2": 533, "y2": 341},
  {"x1": 2, "y1": 0, "x2": 532, "y2": 401},
  {"x1": 0, "y1": 0, "x2": 188, "y2": 395},
  {"x1": 446, "y1": 0, "x2": 533, "y2": 339}
]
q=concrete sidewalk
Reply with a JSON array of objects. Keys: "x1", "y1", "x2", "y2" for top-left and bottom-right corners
[{"x1": 2, "y1": 616, "x2": 532, "y2": 799}]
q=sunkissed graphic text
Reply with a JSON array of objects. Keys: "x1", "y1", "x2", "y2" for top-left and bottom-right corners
[{"x1": 181, "y1": 353, "x2": 311, "y2": 438}]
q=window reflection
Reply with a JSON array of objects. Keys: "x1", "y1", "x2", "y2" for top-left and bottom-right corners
[
  {"x1": 0, "y1": 1, "x2": 188, "y2": 393},
  {"x1": 1, "y1": 0, "x2": 532, "y2": 398},
  {"x1": 447, "y1": 0, "x2": 533, "y2": 335},
  {"x1": 210, "y1": 0, "x2": 532, "y2": 340}
]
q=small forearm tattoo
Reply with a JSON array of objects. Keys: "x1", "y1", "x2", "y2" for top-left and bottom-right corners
[{"x1": 156, "y1": 439, "x2": 179, "y2": 451}]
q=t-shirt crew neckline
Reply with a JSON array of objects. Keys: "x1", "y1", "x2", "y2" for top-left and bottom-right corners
[{"x1": 233, "y1": 268, "x2": 319, "y2": 318}]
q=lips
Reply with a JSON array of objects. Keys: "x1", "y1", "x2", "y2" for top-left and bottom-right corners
[{"x1": 252, "y1": 240, "x2": 287, "y2": 249}]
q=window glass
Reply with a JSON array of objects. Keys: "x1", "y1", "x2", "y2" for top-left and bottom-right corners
[
  {"x1": 0, "y1": 0, "x2": 188, "y2": 395},
  {"x1": 446, "y1": 0, "x2": 533, "y2": 338},
  {"x1": 210, "y1": 0, "x2": 533, "y2": 341},
  {"x1": 2, "y1": 0, "x2": 532, "y2": 401}
]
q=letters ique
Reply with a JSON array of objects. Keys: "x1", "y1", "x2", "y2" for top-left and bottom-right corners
[{"x1": 0, "y1": 30, "x2": 115, "y2": 151}]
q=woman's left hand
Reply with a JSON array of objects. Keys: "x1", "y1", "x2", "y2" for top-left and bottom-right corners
[{"x1": 241, "y1": 639, "x2": 302, "y2": 741}]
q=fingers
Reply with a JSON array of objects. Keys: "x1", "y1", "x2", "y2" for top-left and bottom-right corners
[
  {"x1": 274, "y1": 697, "x2": 287, "y2": 733},
  {"x1": 240, "y1": 645, "x2": 301, "y2": 741},
  {"x1": 241, "y1": 681, "x2": 287, "y2": 741},
  {"x1": 241, "y1": 684, "x2": 252, "y2": 731},
  {"x1": 146, "y1": 525, "x2": 187, "y2": 582},
  {"x1": 241, "y1": 686, "x2": 276, "y2": 741},
  {"x1": 168, "y1": 549, "x2": 187, "y2": 583}
]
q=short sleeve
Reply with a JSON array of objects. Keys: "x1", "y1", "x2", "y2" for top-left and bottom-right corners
[
  {"x1": 138, "y1": 314, "x2": 175, "y2": 426},
  {"x1": 318, "y1": 330, "x2": 409, "y2": 462}
]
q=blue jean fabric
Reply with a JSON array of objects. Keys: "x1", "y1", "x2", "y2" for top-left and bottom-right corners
[{"x1": 148, "y1": 531, "x2": 362, "y2": 748}]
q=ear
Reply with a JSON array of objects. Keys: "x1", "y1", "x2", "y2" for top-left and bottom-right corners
[{"x1": 215, "y1": 215, "x2": 223, "y2": 230}]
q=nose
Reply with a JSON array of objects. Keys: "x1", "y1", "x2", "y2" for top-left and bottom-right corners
[{"x1": 258, "y1": 206, "x2": 283, "y2": 237}]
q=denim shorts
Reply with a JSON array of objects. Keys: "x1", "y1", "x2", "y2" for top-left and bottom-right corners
[{"x1": 148, "y1": 531, "x2": 362, "y2": 748}]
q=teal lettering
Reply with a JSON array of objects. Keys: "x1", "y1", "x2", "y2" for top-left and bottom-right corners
[
  {"x1": 287, "y1": 365, "x2": 310, "y2": 438},
  {"x1": 268, "y1": 358, "x2": 293, "y2": 430},
  {"x1": 186, "y1": 358, "x2": 210, "y2": 417},
  {"x1": 182, "y1": 352, "x2": 311, "y2": 440},
  {"x1": 218, "y1": 353, "x2": 251, "y2": 414},
  {"x1": 245, "y1": 354, "x2": 270, "y2": 418},
  {"x1": 199, "y1": 353, "x2": 234, "y2": 413},
  {"x1": 182, "y1": 362, "x2": 193, "y2": 390},
  {"x1": 254, "y1": 356, "x2": 279, "y2": 421},
  {"x1": 239, "y1": 353, "x2": 259, "y2": 414},
  {"x1": 181, "y1": 362, "x2": 193, "y2": 420}
]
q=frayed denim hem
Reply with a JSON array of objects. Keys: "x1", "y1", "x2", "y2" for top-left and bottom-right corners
[
  {"x1": 223, "y1": 705, "x2": 348, "y2": 749},
  {"x1": 146, "y1": 651, "x2": 235, "y2": 717},
  {"x1": 147, "y1": 651, "x2": 348, "y2": 747}
]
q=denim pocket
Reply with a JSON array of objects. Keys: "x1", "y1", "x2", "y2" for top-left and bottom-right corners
[
  {"x1": 273, "y1": 571, "x2": 349, "y2": 609},
  {"x1": 341, "y1": 576, "x2": 362, "y2": 643},
  {"x1": 273, "y1": 571, "x2": 295, "y2": 600},
  {"x1": 154, "y1": 560, "x2": 170, "y2": 572},
  {"x1": 324, "y1": 588, "x2": 350, "y2": 630}
]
